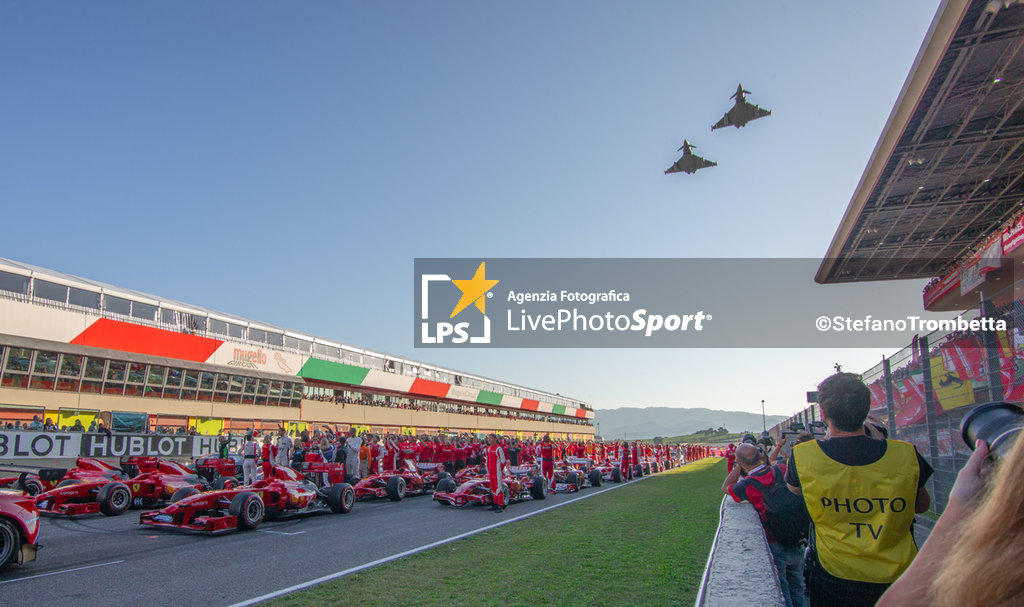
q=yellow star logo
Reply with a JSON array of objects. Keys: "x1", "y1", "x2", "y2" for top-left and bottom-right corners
[{"x1": 450, "y1": 262, "x2": 499, "y2": 318}]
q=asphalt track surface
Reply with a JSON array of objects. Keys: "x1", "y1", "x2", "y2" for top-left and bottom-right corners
[{"x1": 0, "y1": 476, "x2": 652, "y2": 607}]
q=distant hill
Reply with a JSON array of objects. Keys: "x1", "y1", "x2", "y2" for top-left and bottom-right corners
[{"x1": 594, "y1": 407, "x2": 787, "y2": 440}]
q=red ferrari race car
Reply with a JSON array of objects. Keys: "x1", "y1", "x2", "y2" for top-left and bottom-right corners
[
  {"x1": 351, "y1": 460, "x2": 448, "y2": 501},
  {"x1": 593, "y1": 459, "x2": 626, "y2": 483},
  {"x1": 0, "y1": 457, "x2": 126, "y2": 496},
  {"x1": 555, "y1": 457, "x2": 604, "y2": 491},
  {"x1": 139, "y1": 464, "x2": 354, "y2": 534},
  {"x1": 35, "y1": 457, "x2": 206, "y2": 517},
  {"x1": 0, "y1": 489, "x2": 40, "y2": 573},
  {"x1": 433, "y1": 468, "x2": 546, "y2": 508}
]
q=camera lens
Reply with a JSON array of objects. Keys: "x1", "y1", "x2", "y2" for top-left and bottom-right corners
[{"x1": 961, "y1": 401, "x2": 1024, "y2": 460}]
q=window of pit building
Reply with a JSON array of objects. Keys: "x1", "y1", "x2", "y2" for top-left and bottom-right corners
[
  {"x1": 227, "y1": 323, "x2": 245, "y2": 340},
  {"x1": 132, "y1": 301, "x2": 157, "y2": 321},
  {"x1": 208, "y1": 318, "x2": 228, "y2": 336},
  {"x1": 284, "y1": 335, "x2": 312, "y2": 353},
  {"x1": 145, "y1": 366, "x2": 166, "y2": 398},
  {"x1": 57, "y1": 354, "x2": 83, "y2": 391},
  {"x1": 314, "y1": 343, "x2": 340, "y2": 359},
  {"x1": 30, "y1": 350, "x2": 58, "y2": 390},
  {"x1": 181, "y1": 370, "x2": 200, "y2": 400},
  {"x1": 265, "y1": 332, "x2": 283, "y2": 347},
  {"x1": 33, "y1": 280, "x2": 68, "y2": 304},
  {"x1": 0, "y1": 271, "x2": 30, "y2": 295},
  {"x1": 163, "y1": 368, "x2": 183, "y2": 399},
  {"x1": 199, "y1": 372, "x2": 215, "y2": 401},
  {"x1": 68, "y1": 287, "x2": 100, "y2": 309},
  {"x1": 255, "y1": 380, "x2": 269, "y2": 405},
  {"x1": 103, "y1": 295, "x2": 131, "y2": 316},
  {"x1": 2, "y1": 347, "x2": 30, "y2": 388},
  {"x1": 249, "y1": 328, "x2": 267, "y2": 344},
  {"x1": 103, "y1": 360, "x2": 126, "y2": 395}
]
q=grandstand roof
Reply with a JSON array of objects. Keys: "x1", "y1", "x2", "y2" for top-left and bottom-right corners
[{"x1": 816, "y1": 0, "x2": 1024, "y2": 284}]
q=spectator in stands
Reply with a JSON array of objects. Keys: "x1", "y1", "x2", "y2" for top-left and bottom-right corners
[
  {"x1": 786, "y1": 372, "x2": 933, "y2": 607},
  {"x1": 70, "y1": 419, "x2": 85, "y2": 432},
  {"x1": 723, "y1": 443, "x2": 805, "y2": 607},
  {"x1": 96, "y1": 421, "x2": 112, "y2": 437},
  {"x1": 877, "y1": 436, "x2": 1024, "y2": 607},
  {"x1": 27, "y1": 416, "x2": 42, "y2": 431}
]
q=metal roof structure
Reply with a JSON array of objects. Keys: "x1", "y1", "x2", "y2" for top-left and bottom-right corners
[{"x1": 817, "y1": 0, "x2": 1024, "y2": 284}]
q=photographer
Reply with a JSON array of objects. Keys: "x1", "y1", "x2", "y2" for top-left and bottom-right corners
[
  {"x1": 878, "y1": 431, "x2": 1023, "y2": 606},
  {"x1": 787, "y1": 372, "x2": 933, "y2": 607}
]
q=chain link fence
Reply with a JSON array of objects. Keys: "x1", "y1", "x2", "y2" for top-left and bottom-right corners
[{"x1": 770, "y1": 285, "x2": 1023, "y2": 515}]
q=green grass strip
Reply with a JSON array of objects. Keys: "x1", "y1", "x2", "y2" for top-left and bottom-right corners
[{"x1": 270, "y1": 458, "x2": 725, "y2": 607}]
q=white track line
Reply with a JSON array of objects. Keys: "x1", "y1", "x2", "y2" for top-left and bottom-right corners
[
  {"x1": 0, "y1": 559, "x2": 124, "y2": 585},
  {"x1": 227, "y1": 470, "x2": 673, "y2": 607},
  {"x1": 257, "y1": 530, "x2": 306, "y2": 536}
]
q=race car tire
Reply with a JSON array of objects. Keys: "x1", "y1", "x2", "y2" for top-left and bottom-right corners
[
  {"x1": 529, "y1": 477, "x2": 546, "y2": 500},
  {"x1": 0, "y1": 518, "x2": 22, "y2": 573},
  {"x1": 386, "y1": 476, "x2": 407, "y2": 501},
  {"x1": 56, "y1": 479, "x2": 81, "y2": 488},
  {"x1": 98, "y1": 482, "x2": 132, "y2": 516},
  {"x1": 435, "y1": 478, "x2": 456, "y2": 493},
  {"x1": 588, "y1": 469, "x2": 602, "y2": 488},
  {"x1": 634, "y1": 465, "x2": 644, "y2": 478},
  {"x1": 328, "y1": 483, "x2": 355, "y2": 514},
  {"x1": 344, "y1": 474, "x2": 360, "y2": 487},
  {"x1": 567, "y1": 472, "x2": 580, "y2": 491},
  {"x1": 170, "y1": 487, "x2": 200, "y2": 503},
  {"x1": 612, "y1": 467, "x2": 622, "y2": 483},
  {"x1": 229, "y1": 492, "x2": 264, "y2": 530},
  {"x1": 213, "y1": 477, "x2": 238, "y2": 490},
  {"x1": 17, "y1": 473, "x2": 44, "y2": 496}
]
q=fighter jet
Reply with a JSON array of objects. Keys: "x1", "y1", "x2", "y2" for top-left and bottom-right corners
[
  {"x1": 712, "y1": 84, "x2": 771, "y2": 130},
  {"x1": 664, "y1": 140, "x2": 717, "y2": 175}
]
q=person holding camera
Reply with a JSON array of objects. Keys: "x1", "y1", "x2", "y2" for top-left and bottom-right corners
[
  {"x1": 877, "y1": 430, "x2": 1024, "y2": 607},
  {"x1": 786, "y1": 372, "x2": 933, "y2": 607},
  {"x1": 724, "y1": 443, "x2": 807, "y2": 607}
]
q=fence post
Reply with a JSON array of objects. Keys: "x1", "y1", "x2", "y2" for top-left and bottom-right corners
[
  {"x1": 919, "y1": 335, "x2": 943, "y2": 512},
  {"x1": 882, "y1": 355, "x2": 896, "y2": 437},
  {"x1": 980, "y1": 298, "x2": 1004, "y2": 402}
]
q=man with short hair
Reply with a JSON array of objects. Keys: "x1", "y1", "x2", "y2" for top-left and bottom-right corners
[
  {"x1": 345, "y1": 429, "x2": 363, "y2": 480},
  {"x1": 276, "y1": 429, "x2": 292, "y2": 468},
  {"x1": 724, "y1": 443, "x2": 805, "y2": 607},
  {"x1": 239, "y1": 433, "x2": 259, "y2": 485},
  {"x1": 787, "y1": 373, "x2": 933, "y2": 607}
]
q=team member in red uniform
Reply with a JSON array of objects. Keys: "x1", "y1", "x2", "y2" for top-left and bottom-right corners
[
  {"x1": 260, "y1": 435, "x2": 277, "y2": 479},
  {"x1": 385, "y1": 435, "x2": 400, "y2": 471},
  {"x1": 540, "y1": 434, "x2": 555, "y2": 490},
  {"x1": 726, "y1": 443, "x2": 737, "y2": 473},
  {"x1": 368, "y1": 437, "x2": 381, "y2": 475},
  {"x1": 485, "y1": 434, "x2": 508, "y2": 512},
  {"x1": 619, "y1": 441, "x2": 632, "y2": 480},
  {"x1": 441, "y1": 439, "x2": 456, "y2": 475}
]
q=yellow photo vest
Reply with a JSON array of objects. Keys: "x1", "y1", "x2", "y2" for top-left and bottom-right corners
[{"x1": 794, "y1": 439, "x2": 919, "y2": 583}]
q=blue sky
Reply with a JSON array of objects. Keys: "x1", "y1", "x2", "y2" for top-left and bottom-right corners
[{"x1": 1, "y1": 1, "x2": 943, "y2": 416}]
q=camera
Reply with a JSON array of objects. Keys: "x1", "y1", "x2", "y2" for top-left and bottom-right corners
[{"x1": 961, "y1": 401, "x2": 1024, "y2": 460}]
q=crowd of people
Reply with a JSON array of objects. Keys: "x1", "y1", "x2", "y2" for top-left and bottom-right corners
[
  {"x1": 218, "y1": 427, "x2": 715, "y2": 492},
  {"x1": 719, "y1": 371, "x2": 1024, "y2": 607}
]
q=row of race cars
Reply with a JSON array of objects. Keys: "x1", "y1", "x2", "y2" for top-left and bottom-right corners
[{"x1": 0, "y1": 449, "x2": 686, "y2": 573}]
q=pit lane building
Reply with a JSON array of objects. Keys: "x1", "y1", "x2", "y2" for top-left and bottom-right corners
[{"x1": 0, "y1": 258, "x2": 594, "y2": 439}]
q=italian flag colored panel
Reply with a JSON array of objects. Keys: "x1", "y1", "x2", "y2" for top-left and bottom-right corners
[
  {"x1": 71, "y1": 318, "x2": 223, "y2": 362},
  {"x1": 551, "y1": 404, "x2": 566, "y2": 415},
  {"x1": 362, "y1": 369, "x2": 416, "y2": 392},
  {"x1": 536, "y1": 402, "x2": 554, "y2": 413},
  {"x1": 298, "y1": 358, "x2": 371, "y2": 386},
  {"x1": 410, "y1": 378, "x2": 451, "y2": 398},
  {"x1": 500, "y1": 394, "x2": 522, "y2": 409},
  {"x1": 521, "y1": 399, "x2": 540, "y2": 411},
  {"x1": 476, "y1": 390, "x2": 504, "y2": 406},
  {"x1": 574, "y1": 408, "x2": 588, "y2": 418}
]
